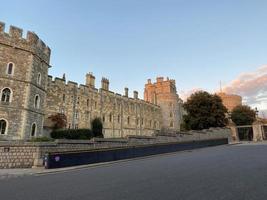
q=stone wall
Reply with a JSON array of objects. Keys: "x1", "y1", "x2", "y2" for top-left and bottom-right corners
[
  {"x1": 0, "y1": 128, "x2": 230, "y2": 169},
  {"x1": 144, "y1": 77, "x2": 184, "y2": 133},
  {"x1": 0, "y1": 22, "x2": 50, "y2": 140},
  {"x1": 45, "y1": 75, "x2": 162, "y2": 138}
]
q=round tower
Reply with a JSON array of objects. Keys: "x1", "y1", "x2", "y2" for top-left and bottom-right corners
[{"x1": 0, "y1": 22, "x2": 51, "y2": 140}]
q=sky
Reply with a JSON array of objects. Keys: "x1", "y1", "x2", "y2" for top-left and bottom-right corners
[{"x1": 1, "y1": 0, "x2": 267, "y2": 115}]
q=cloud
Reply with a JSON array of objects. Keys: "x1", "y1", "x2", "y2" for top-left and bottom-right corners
[
  {"x1": 222, "y1": 65, "x2": 267, "y2": 117},
  {"x1": 179, "y1": 88, "x2": 203, "y2": 101}
]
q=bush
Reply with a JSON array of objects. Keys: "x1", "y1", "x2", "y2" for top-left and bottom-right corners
[
  {"x1": 50, "y1": 129, "x2": 93, "y2": 140},
  {"x1": 29, "y1": 137, "x2": 55, "y2": 142}
]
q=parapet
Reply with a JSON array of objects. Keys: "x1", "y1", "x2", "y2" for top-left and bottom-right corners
[{"x1": 0, "y1": 22, "x2": 51, "y2": 64}]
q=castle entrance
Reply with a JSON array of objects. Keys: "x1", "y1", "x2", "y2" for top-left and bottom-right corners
[{"x1": 237, "y1": 127, "x2": 253, "y2": 141}]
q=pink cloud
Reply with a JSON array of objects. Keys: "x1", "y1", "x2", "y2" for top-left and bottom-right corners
[{"x1": 222, "y1": 65, "x2": 267, "y2": 112}]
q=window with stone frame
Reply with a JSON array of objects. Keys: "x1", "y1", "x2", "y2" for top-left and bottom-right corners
[
  {"x1": 34, "y1": 95, "x2": 40, "y2": 109},
  {"x1": 0, "y1": 119, "x2": 7, "y2": 135},
  {"x1": 37, "y1": 73, "x2": 41, "y2": 85},
  {"x1": 109, "y1": 113, "x2": 112, "y2": 122},
  {"x1": 117, "y1": 115, "x2": 120, "y2": 123},
  {"x1": 31, "y1": 123, "x2": 36, "y2": 137},
  {"x1": 170, "y1": 121, "x2": 174, "y2": 127},
  {"x1": 127, "y1": 116, "x2": 130, "y2": 125},
  {"x1": 6, "y1": 63, "x2": 14, "y2": 75},
  {"x1": 1, "y1": 88, "x2": 12, "y2": 103}
]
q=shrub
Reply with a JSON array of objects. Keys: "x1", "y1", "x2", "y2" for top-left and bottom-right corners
[
  {"x1": 50, "y1": 129, "x2": 93, "y2": 140},
  {"x1": 29, "y1": 137, "x2": 54, "y2": 142},
  {"x1": 91, "y1": 118, "x2": 103, "y2": 138}
]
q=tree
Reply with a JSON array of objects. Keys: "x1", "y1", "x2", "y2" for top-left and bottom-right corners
[
  {"x1": 48, "y1": 113, "x2": 67, "y2": 130},
  {"x1": 91, "y1": 117, "x2": 103, "y2": 138},
  {"x1": 183, "y1": 91, "x2": 227, "y2": 130},
  {"x1": 231, "y1": 105, "x2": 256, "y2": 126}
]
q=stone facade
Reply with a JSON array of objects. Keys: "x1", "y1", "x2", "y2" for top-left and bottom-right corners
[
  {"x1": 217, "y1": 92, "x2": 242, "y2": 112},
  {"x1": 0, "y1": 128, "x2": 230, "y2": 168},
  {"x1": 0, "y1": 22, "x2": 173, "y2": 140},
  {"x1": 0, "y1": 22, "x2": 50, "y2": 140},
  {"x1": 45, "y1": 74, "x2": 162, "y2": 138},
  {"x1": 144, "y1": 77, "x2": 183, "y2": 133}
]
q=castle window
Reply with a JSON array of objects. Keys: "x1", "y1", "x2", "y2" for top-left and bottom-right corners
[
  {"x1": 127, "y1": 116, "x2": 130, "y2": 125},
  {"x1": 109, "y1": 113, "x2": 112, "y2": 122},
  {"x1": 170, "y1": 112, "x2": 173, "y2": 118},
  {"x1": 6, "y1": 63, "x2": 14, "y2": 75},
  {"x1": 170, "y1": 121, "x2": 174, "y2": 128},
  {"x1": 31, "y1": 123, "x2": 36, "y2": 137},
  {"x1": 102, "y1": 115, "x2": 105, "y2": 122},
  {"x1": 1, "y1": 88, "x2": 12, "y2": 103},
  {"x1": 0, "y1": 119, "x2": 7, "y2": 135},
  {"x1": 34, "y1": 95, "x2": 40, "y2": 109},
  {"x1": 75, "y1": 111, "x2": 79, "y2": 119},
  {"x1": 118, "y1": 115, "x2": 120, "y2": 123},
  {"x1": 141, "y1": 118, "x2": 144, "y2": 126},
  {"x1": 63, "y1": 94, "x2": 66, "y2": 102},
  {"x1": 87, "y1": 99, "x2": 89, "y2": 107},
  {"x1": 136, "y1": 118, "x2": 139, "y2": 125},
  {"x1": 37, "y1": 73, "x2": 41, "y2": 85}
]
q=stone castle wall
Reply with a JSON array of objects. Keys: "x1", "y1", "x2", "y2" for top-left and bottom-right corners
[
  {"x1": 45, "y1": 75, "x2": 162, "y2": 138},
  {"x1": 144, "y1": 77, "x2": 183, "y2": 133},
  {"x1": 0, "y1": 128, "x2": 230, "y2": 168},
  {"x1": 217, "y1": 92, "x2": 242, "y2": 111},
  {"x1": 0, "y1": 22, "x2": 50, "y2": 140}
]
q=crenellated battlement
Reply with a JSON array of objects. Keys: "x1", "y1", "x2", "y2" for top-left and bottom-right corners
[
  {"x1": 47, "y1": 74, "x2": 160, "y2": 108},
  {"x1": 0, "y1": 22, "x2": 51, "y2": 64}
]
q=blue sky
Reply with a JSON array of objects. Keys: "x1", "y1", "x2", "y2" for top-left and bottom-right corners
[{"x1": 1, "y1": 0, "x2": 267, "y2": 105}]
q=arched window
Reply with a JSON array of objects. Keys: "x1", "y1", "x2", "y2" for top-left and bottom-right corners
[
  {"x1": 31, "y1": 123, "x2": 36, "y2": 137},
  {"x1": 34, "y1": 95, "x2": 40, "y2": 109},
  {"x1": 1, "y1": 88, "x2": 12, "y2": 103},
  {"x1": 0, "y1": 119, "x2": 7, "y2": 135},
  {"x1": 127, "y1": 116, "x2": 130, "y2": 125},
  {"x1": 6, "y1": 63, "x2": 14, "y2": 75},
  {"x1": 109, "y1": 113, "x2": 112, "y2": 122},
  {"x1": 37, "y1": 73, "x2": 41, "y2": 85}
]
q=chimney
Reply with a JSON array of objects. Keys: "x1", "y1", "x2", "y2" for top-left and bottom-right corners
[
  {"x1": 101, "y1": 77, "x2": 109, "y2": 91},
  {"x1": 124, "y1": 87, "x2": 129, "y2": 97},
  {"x1": 86, "y1": 73, "x2": 95, "y2": 88},
  {"x1": 134, "y1": 91, "x2": 138, "y2": 99},
  {"x1": 156, "y1": 77, "x2": 164, "y2": 83}
]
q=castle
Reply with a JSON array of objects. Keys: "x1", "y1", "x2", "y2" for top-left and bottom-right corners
[{"x1": 0, "y1": 22, "x2": 183, "y2": 140}]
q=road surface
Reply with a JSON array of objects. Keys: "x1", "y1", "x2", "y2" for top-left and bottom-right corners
[{"x1": 1, "y1": 143, "x2": 267, "y2": 200}]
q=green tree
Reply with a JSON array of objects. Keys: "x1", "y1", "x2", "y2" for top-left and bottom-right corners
[
  {"x1": 91, "y1": 117, "x2": 103, "y2": 138},
  {"x1": 231, "y1": 105, "x2": 256, "y2": 126},
  {"x1": 183, "y1": 91, "x2": 227, "y2": 130}
]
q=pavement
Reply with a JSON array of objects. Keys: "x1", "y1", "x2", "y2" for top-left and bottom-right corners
[{"x1": 0, "y1": 142, "x2": 267, "y2": 199}]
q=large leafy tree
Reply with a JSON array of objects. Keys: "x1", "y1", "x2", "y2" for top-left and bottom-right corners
[
  {"x1": 231, "y1": 105, "x2": 256, "y2": 126},
  {"x1": 48, "y1": 113, "x2": 67, "y2": 130},
  {"x1": 183, "y1": 91, "x2": 227, "y2": 130}
]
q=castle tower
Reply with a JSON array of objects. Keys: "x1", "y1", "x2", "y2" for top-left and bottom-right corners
[
  {"x1": 144, "y1": 77, "x2": 183, "y2": 133},
  {"x1": 0, "y1": 22, "x2": 51, "y2": 140}
]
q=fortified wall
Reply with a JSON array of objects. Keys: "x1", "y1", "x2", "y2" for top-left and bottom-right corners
[
  {"x1": 45, "y1": 74, "x2": 162, "y2": 138},
  {"x1": 0, "y1": 22, "x2": 50, "y2": 140},
  {"x1": 217, "y1": 92, "x2": 242, "y2": 111},
  {"x1": 144, "y1": 77, "x2": 183, "y2": 133}
]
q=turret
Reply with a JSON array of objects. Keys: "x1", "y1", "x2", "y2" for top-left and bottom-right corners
[
  {"x1": 124, "y1": 87, "x2": 129, "y2": 97},
  {"x1": 101, "y1": 77, "x2": 109, "y2": 91},
  {"x1": 86, "y1": 73, "x2": 95, "y2": 88}
]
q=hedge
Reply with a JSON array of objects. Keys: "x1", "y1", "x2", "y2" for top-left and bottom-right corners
[{"x1": 50, "y1": 129, "x2": 94, "y2": 140}]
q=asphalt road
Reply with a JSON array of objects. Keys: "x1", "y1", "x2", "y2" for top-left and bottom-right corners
[{"x1": 1, "y1": 143, "x2": 267, "y2": 200}]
